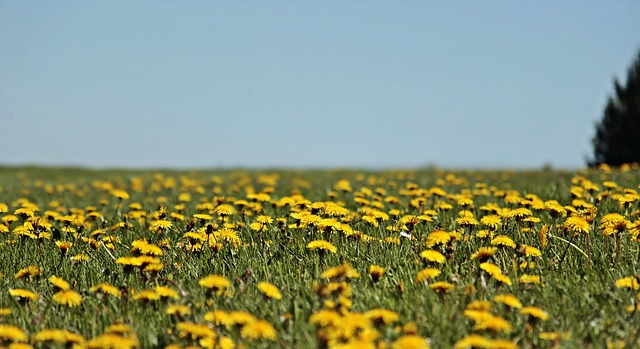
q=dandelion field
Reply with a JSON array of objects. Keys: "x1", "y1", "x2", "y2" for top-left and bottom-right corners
[{"x1": 1, "y1": 165, "x2": 640, "y2": 349}]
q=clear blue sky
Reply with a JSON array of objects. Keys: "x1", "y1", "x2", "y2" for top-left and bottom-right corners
[{"x1": 1, "y1": 1, "x2": 639, "y2": 169}]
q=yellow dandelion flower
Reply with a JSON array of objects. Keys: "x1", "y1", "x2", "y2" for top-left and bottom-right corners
[
  {"x1": 369, "y1": 265, "x2": 386, "y2": 282},
  {"x1": 481, "y1": 215, "x2": 502, "y2": 230},
  {"x1": 415, "y1": 268, "x2": 441, "y2": 283},
  {"x1": 214, "y1": 204, "x2": 236, "y2": 216},
  {"x1": 391, "y1": 335, "x2": 430, "y2": 349},
  {"x1": 116, "y1": 256, "x2": 161, "y2": 269},
  {"x1": 464, "y1": 302, "x2": 491, "y2": 314},
  {"x1": 240, "y1": 320, "x2": 277, "y2": 341},
  {"x1": 564, "y1": 216, "x2": 590, "y2": 234},
  {"x1": 322, "y1": 202, "x2": 351, "y2": 216},
  {"x1": 479, "y1": 262, "x2": 502, "y2": 276},
  {"x1": 334, "y1": 179, "x2": 353, "y2": 192},
  {"x1": 429, "y1": 281, "x2": 455, "y2": 293},
  {"x1": 90, "y1": 283, "x2": 121, "y2": 297},
  {"x1": 0, "y1": 308, "x2": 12, "y2": 316},
  {"x1": 87, "y1": 333, "x2": 139, "y2": 348},
  {"x1": 256, "y1": 215, "x2": 273, "y2": 224},
  {"x1": 309, "y1": 309, "x2": 341, "y2": 327},
  {"x1": 150, "y1": 219, "x2": 172, "y2": 230},
  {"x1": 15, "y1": 265, "x2": 42, "y2": 280},
  {"x1": 130, "y1": 240, "x2": 163, "y2": 256},
  {"x1": 470, "y1": 247, "x2": 497, "y2": 261},
  {"x1": 132, "y1": 289, "x2": 160, "y2": 302},
  {"x1": 176, "y1": 322, "x2": 215, "y2": 340},
  {"x1": 9, "y1": 289, "x2": 38, "y2": 302},
  {"x1": 34, "y1": 329, "x2": 85, "y2": 346},
  {"x1": 425, "y1": 230, "x2": 451, "y2": 248},
  {"x1": 250, "y1": 221, "x2": 268, "y2": 232},
  {"x1": 228, "y1": 311, "x2": 257, "y2": 326},
  {"x1": 14, "y1": 207, "x2": 35, "y2": 218},
  {"x1": 365, "y1": 308, "x2": 400, "y2": 325},
  {"x1": 506, "y1": 207, "x2": 532, "y2": 220},
  {"x1": 473, "y1": 314, "x2": 512, "y2": 333},
  {"x1": 454, "y1": 334, "x2": 493, "y2": 349},
  {"x1": 320, "y1": 264, "x2": 360, "y2": 280},
  {"x1": 493, "y1": 294, "x2": 522, "y2": 309},
  {"x1": 457, "y1": 197, "x2": 474, "y2": 207},
  {"x1": 257, "y1": 281, "x2": 282, "y2": 300},
  {"x1": 48, "y1": 275, "x2": 71, "y2": 291},
  {"x1": 491, "y1": 235, "x2": 516, "y2": 248},
  {"x1": 72, "y1": 253, "x2": 90, "y2": 262},
  {"x1": 519, "y1": 244, "x2": 542, "y2": 257},
  {"x1": 519, "y1": 274, "x2": 541, "y2": 285},
  {"x1": 307, "y1": 240, "x2": 337, "y2": 253},
  {"x1": 204, "y1": 309, "x2": 233, "y2": 327},
  {"x1": 492, "y1": 273, "x2": 512, "y2": 285},
  {"x1": 166, "y1": 305, "x2": 191, "y2": 317},
  {"x1": 600, "y1": 213, "x2": 628, "y2": 234},
  {"x1": 110, "y1": 189, "x2": 130, "y2": 200},
  {"x1": 463, "y1": 309, "x2": 493, "y2": 323},
  {"x1": 199, "y1": 274, "x2": 231, "y2": 295},
  {"x1": 615, "y1": 276, "x2": 639, "y2": 290},
  {"x1": 0, "y1": 324, "x2": 28, "y2": 342},
  {"x1": 420, "y1": 250, "x2": 446, "y2": 264},
  {"x1": 0, "y1": 324, "x2": 29, "y2": 342},
  {"x1": 155, "y1": 286, "x2": 179, "y2": 300},
  {"x1": 56, "y1": 241, "x2": 73, "y2": 254},
  {"x1": 52, "y1": 290, "x2": 82, "y2": 307},
  {"x1": 520, "y1": 306, "x2": 549, "y2": 321}
]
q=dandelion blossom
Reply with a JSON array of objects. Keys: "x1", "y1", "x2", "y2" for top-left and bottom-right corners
[
  {"x1": 429, "y1": 281, "x2": 455, "y2": 293},
  {"x1": 90, "y1": 283, "x2": 121, "y2": 297},
  {"x1": 415, "y1": 268, "x2": 441, "y2": 283},
  {"x1": 166, "y1": 305, "x2": 192, "y2": 317},
  {"x1": 306, "y1": 240, "x2": 337, "y2": 253},
  {"x1": 473, "y1": 314, "x2": 512, "y2": 333},
  {"x1": 48, "y1": 275, "x2": 71, "y2": 291},
  {"x1": 52, "y1": 290, "x2": 82, "y2": 307},
  {"x1": 0, "y1": 324, "x2": 28, "y2": 342},
  {"x1": 520, "y1": 306, "x2": 549, "y2": 321},
  {"x1": 470, "y1": 247, "x2": 497, "y2": 261},
  {"x1": 365, "y1": 308, "x2": 400, "y2": 325},
  {"x1": 479, "y1": 262, "x2": 502, "y2": 277},
  {"x1": 493, "y1": 294, "x2": 522, "y2": 309},
  {"x1": 199, "y1": 274, "x2": 231, "y2": 295},
  {"x1": 419, "y1": 250, "x2": 446, "y2": 264},
  {"x1": 9, "y1": 289, "x2": 38, "y2": 303},
  {"x1": 257, "y1": 282, "x2": 282, "y2": 300},
  {"x1": 491, "y1": 235, "x2": 516, "y2": 248},
  {"x1": 391, "y1": 335, "x2": 430, "y2": 349},
  {"x1": 425, "y1": 230, "x2": 451, "y2": 248},
  {"x1": 321, "y1": 264, "x2": 360, "y2": 280},
  {"x1": 518, "y1": 274, "x2": 541, "y2": 285},
  {"x1": 240, "y1": 320, "x2": 277, "y2": 341},
  {"x1": 564, "y1": 216, "x2": 590, "y2": 234},
  {"x1": 615, "y1": 276, "x2": 639, "y2": 290},
  {"x1": 519, "y1": 244, "x2": 542, "y2": 257},
  {"x1": 369, "y1": 265, "x2": 386, "y2": 283}
]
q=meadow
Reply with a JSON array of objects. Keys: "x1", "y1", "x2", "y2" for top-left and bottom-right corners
[{"x1": 0, "y1": 165, "x2": 639, "y2": 349}]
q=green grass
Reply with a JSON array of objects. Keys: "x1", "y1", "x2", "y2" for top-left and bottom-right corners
[{"x1": 0, "y1": 165, "x2": 639, "y2": 348}]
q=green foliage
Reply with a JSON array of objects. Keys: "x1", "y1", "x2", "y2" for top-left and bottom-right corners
[{"x1": 0, "y1": 167, "x2": 639, "y2": 348}]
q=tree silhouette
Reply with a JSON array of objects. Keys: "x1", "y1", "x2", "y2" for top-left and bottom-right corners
[{"x1": 590, "y1": 50, "x2": 640, "y2": 167}]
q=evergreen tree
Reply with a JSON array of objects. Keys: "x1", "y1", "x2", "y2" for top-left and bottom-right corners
[{"x1": 590, "y1": 50, "x2": 640, "y2": 166}]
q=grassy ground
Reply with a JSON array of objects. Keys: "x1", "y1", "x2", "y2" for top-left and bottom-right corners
[{"x1": 0, "y1": 165, "x2": 639, "y2": 348}]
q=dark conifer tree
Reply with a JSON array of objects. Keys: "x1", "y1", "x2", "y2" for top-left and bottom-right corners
[{"x1": 590, "y1": 50, "x2": 640, "y2": 166}]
